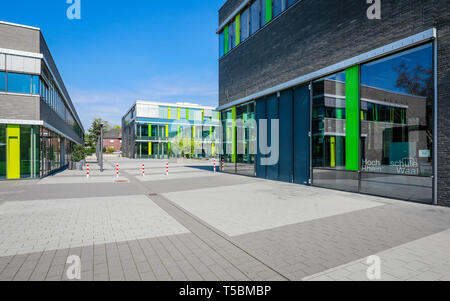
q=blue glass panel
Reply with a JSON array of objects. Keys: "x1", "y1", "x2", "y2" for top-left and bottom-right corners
[
  {"x1": 32, "y1": 75, "x2": 39, "y2": 94},
  {"x1": 287, "y1": 0, "x2": 298, "y2": 8},
  {"x1": 7, "y1": 73, "x2": 31, "y2": 94},
  {"x1": 219, "y1": 31, "x2": 224, "y2": 58},
  {"x1": 250, "y1": 0, "x2": 260, "y2": 35},
  {"x1": 0, "y1": 72, "x2": 5, "y2": 91}
]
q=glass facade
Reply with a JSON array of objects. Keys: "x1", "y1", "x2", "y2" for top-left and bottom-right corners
[
  {"x1": 20, "y1": 125, "x2": 40, "y2": 179},
  {"x1": 127, "y1": 104, "x2": 220, "y2": 160},
  {"x1": 236, "y1": 102, "x2": 256, "y2": 176},
  {"x1": 7, "y1": 73, "x2": 32, "y2": 94},
  {"x1": 0, "y1": 72, "x2": 5, "y2": 91},
  {"x1": 241, "y1": 7, "x2": 250, "y2": 42},
  {"x1": 312, "y1": 71, "x2": 347, "y2": 170},
  {"x1": 0, "y1": 124, "x2": 71, "y2": 180},
  {"x1": 219, "y1": 0, "x2": 300, "y2": 57},
  {"x1": 219, "y1": 43, "x2": 435, "y2": 203},
  {"x1": 250, "y1": 0, "x2": 260, "y2": 35},
  {"x1": 0, "y1": 70, "x2": 83, "y2": 141}
]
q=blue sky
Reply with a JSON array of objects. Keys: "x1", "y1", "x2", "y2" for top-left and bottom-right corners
[{"x1": 0, "y1": 0, "x2": 226, "y2": 130}]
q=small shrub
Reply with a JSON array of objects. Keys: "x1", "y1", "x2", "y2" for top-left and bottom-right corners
[{"x1": 72, "y1": 144, "x2": 86, "y2": 162}]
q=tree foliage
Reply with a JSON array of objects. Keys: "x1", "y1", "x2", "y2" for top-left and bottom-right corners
[
  {"x1": 87, "y1": 118, "x2": 111, "y2": 148},
  {"x1": 72, "y1": 144, "x2": 87, "y2": 162}
]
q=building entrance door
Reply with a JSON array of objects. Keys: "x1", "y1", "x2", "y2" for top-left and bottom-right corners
[
  {"x1": 7, "y1": 125, "x2": 20, "y2": 180},
  {"x1": 293, "y1": 84, "x2": 311, "y2": 185}
]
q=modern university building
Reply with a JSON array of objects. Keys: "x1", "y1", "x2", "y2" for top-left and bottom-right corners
[
  {"x1": 122, "y1": 101, "x2": 220, "y2": 159},
  {"x1": 216, "y1": 0, "x2": 450, "y2": 206},
  {"x1": 0, "y1": 21, "x2": 84, "y2": 180}
]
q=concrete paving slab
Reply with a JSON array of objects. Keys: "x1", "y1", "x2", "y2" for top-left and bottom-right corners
[
  {"x1": 163, "y1": 181, "x2": 385, "y2": 236},
  {"x1": 37, "y1": 176, "x2": 129, "y2": 185},
  {"x1": 303, "y1": 229, "x2": 450, "y2": 281},
  {"x1": 0, "y1": 195, "x2": 189, "y2": 257}
]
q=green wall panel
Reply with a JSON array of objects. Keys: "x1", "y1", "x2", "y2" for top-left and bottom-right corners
[
  {"x1": 235, "y1": 14, "x2": 240, "y2": 46},
  {"x1": 265, "y1": 0, "x2": 273, "y2": 23},
  {"x1": 345, "y1": 65, "x2": 360, "y2": 171},
  {"x1": 224, "y1": 25, "x2": 229, "y2": 54},
  {"x1": 232, "y1": 106, "x2": 236, "y2": 163}
]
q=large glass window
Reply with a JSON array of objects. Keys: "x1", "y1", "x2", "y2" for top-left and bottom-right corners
[
  {"x1": 241, "y1": 7, "x2": 250, "y2": 42},
  {"x1": 360, "y1": 43, "x2": 433, "y2": 177},
  {"x1": 221, "y1": 110, "x2": 235, "y2": 172},
  {"x1": 219, "y1": 31, "x2": 225, "y2": 58},
  {"x1": 236, "y1": 102, "x2": 256, "y2": 176},
  {"x1": 32, "y1": 75, "x2": 39, "y2": 95},
  {"x1": 260, "y1": 0, "x2": 266, "y2": 27},
  {"x1": 0, "y1": 125, "x2": 6, "y2": 179},
  {"x1": 0, "y1": 72, "x2": 5, "y2": 91},
  {"x1": 179, "y1": 108, "x2": 187, "y2": 120},
  {"x1": 250, "y1": 0, "x2": 260, "y2": 35},
  {"x1": 7, "y1": 73, "x2": 32, "y2": 94},
  {"x1": 273, "y1": 0, "x2": 286, "y2": 18},
  {"x1": 228, "y1": 20, "x2": 235, "y2": 50},
  {"x1": 287, "y1": 0, "x2": 298, "y2": 8},
  {"x1": 312, "y1": 71, "x2": 347, "y2": 169},
  {"x1": 159, "y1": 106, "x2": 169, "y2": 119}
]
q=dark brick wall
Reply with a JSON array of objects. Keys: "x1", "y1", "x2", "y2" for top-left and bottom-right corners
[
  {"x1": 219, "y1": 0, "x2": 450, "y2": 206},
  {"x1": 219, "y1": 0, "x2": 246, "y2": 25},
  {"x1": 437, "y1": 14, "x2": 450, "y2": 207}
]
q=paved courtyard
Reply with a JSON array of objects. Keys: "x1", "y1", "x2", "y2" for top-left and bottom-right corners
[{"x1": 0, "y1": 157, "x2": 449, "y2": 281}]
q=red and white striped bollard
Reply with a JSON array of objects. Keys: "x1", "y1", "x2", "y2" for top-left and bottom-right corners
[
  {"x1": 86, "y1": 164, "x2": 90, "y2": 179},
  {"x1": 166, "y1": 162, "x2": 169, "y2": 176},
  {"x1": 116, "y1": 164, "x2": 119, "y2": 178},
  {"x1": 142, "y1": 164, "x2": 145, "y2": 177},
  {"x1": 213, "y1": 159, "x2": 216, "y2": 173}
]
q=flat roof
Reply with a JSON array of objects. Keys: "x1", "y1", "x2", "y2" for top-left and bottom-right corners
[
  {"x1": 0, "y1": 20, "x2": 40, "y2": 31},
  {"x1": 135, "y1": 100, "x2": 217, "y2": 110}
]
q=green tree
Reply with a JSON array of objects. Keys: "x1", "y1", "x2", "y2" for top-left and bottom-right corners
[{"x1": 88, "y1": 118, "x2": 111, "y2": 146}]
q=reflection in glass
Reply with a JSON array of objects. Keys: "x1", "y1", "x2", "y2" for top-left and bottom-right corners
[
  {"x1": 236, "y1": 102, "x2": 256, "y2": 176},
  {"x1": 0, "y1": 72, "x2": 5, "y2": 91},
  {"x1": 360, "y1": 43, "x2": 433, "y2": 177},
  {"x1": 312, "y1": 71, "x2": 346, "y2": 169},
  {"x1": 250, "y1": 0, "x2": 260, "y2": 35},
  {"x1": 7, "y1": 73, "x2": 31, "y2": 94},
  {"x1": 241, "y1": 7, "x2": 250, "y2": 42}
]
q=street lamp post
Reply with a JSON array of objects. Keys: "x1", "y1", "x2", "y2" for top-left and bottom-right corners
[{"x1": 100, "y1": 123, "x2": 104, "y2": 172}]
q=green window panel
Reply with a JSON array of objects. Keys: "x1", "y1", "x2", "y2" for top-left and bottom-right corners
[
  {"x1": 224, "y1": 25, "x2": 229, "y2": 54},
  {"x1": 235, "y1": 14, "x2": 240, "y2": 47},
  {"x1": 232, "y1": 106, "x2": 237, "y2": 163},
  {"x1": 265, "y1": 0, "x2": 273, "y2": 23},
  {"x1": 345, "y1": 65, "x2": 360, "y2": 171}
]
